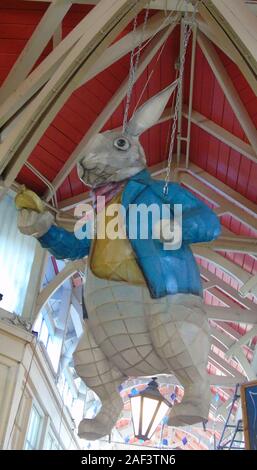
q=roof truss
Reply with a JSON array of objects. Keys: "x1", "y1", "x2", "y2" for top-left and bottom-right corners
[{"x1": 0, "y1": 0, "x2": 150, "y2": 184}]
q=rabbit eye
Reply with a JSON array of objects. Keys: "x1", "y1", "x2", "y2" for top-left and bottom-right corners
[{"x1": 113, "y1": 137, "x2": 130, "y2": 151}]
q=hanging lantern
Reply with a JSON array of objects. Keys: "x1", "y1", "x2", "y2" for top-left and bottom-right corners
[{"x1": 129, "y1": 378, "x2": 171, "y2": 441}]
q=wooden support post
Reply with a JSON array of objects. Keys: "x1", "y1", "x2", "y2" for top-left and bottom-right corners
[
  {"x1": 185, "y1": 22, "x2": 197, "y2": 167},
  {"x1": 176, "y1": 18, "x2": 185, "y2": 165}
]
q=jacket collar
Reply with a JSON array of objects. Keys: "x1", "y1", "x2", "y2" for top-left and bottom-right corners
[
  {"x1": 129, "y1": 168, "x2": 152, "y2": 184},
  {"x1": 122, "y1": 169, "x2": 152, "y2": 209}
]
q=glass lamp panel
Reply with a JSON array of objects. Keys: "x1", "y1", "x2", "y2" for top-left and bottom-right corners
[
  {"x1": 148, "y1": 401, "x2": 170, "y2": 439},
  {"x1": 130, "y1": 395, "x2": 141, "y2": 436},
  {"x1": 141, "y1": 396, "x2": 159, "y2": 436}
]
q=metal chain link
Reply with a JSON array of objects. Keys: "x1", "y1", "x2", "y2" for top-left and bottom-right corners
[
  {"x1": 122, "y1": 0, "x2": 187, "y2": 133},
  {"x1": 122, "y1": 6, "x2": 150, "y2": 134},
  {"x1": 132, "y1": 10, "x2": 181, "y2": 117},
  {"x1": 163, "y1": 0, "x2": 199, "y2": 196}
]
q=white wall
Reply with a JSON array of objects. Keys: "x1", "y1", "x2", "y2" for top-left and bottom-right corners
[{"x1": 0, "y1": 318, "x2": 83, "y2": 450}]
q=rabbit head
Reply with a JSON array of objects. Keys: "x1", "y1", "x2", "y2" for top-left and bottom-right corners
[{"x1": 77, "y1": 81, "x2": 178, "y2": 189}]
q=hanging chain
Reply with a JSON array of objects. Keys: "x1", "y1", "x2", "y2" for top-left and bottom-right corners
[
  {"x1": 163, "y1": 1, "x2": 199, "y2": 196},
  {"x1": 132, "y1": 10, "x2": 181, "y2": 117},
  {"x1": 122, "y1": 6, "x2": 150, "y2": 134},
  {"x1": 122, "y1": 1, "x2": 188, "y2": 133}
]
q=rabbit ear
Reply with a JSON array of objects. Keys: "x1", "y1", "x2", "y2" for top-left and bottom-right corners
[{"x1": 126, "y1": 80, "x2": 178, "y2": 137}]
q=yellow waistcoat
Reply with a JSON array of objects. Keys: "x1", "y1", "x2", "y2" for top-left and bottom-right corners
[{"x1": 90, "y1": 192, "x2": 145, "y2": 285}]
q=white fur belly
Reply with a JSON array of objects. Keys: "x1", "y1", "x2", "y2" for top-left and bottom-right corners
[
  {"x1": 83, "y1": 266, "x2": 205, "y2": 377},
  {"x1": 84, "y1": 266, "x2": 166, "y2": 375}
]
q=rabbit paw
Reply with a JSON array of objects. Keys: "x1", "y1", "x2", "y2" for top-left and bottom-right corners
[{"x1": 18, "y1": 209, "x2": 54, "y2": 238}]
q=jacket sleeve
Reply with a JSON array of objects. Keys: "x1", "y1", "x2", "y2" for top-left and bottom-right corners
[
  {"x1": 168, "y1": 183, "x2": 221, "y2": 244},
  {"x1": 38, "y1": 225, "x2": 91, "y2": 260}
]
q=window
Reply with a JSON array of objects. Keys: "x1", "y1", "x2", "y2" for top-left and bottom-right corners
[
  {"x1": 0, "y1": 193, "x2": 36, "y2": 315},
  {"x1": 33, "y1": 310, "x2": 62, "y2": 373},
  {"x1": 24, "y1": 405, "x2": 42, "y2": 450},
  {"x1": 40, "y1": 320, "x2": 49, "y2": 348},
  {"x1": 46, "y1": 336, "x2": 62, "y2": 373},
  {"x1": 44, "y1": 430, "x2": 61, "y2": 450}
]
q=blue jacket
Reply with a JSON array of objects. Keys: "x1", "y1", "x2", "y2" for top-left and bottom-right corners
[{"x1": 39, "y1": 170, "x2": 221, "y2": 298}]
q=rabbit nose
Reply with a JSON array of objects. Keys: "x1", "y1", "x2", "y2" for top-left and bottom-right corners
[{"x1": 83, "y1": 158, "x2": 99, "y2": 170}]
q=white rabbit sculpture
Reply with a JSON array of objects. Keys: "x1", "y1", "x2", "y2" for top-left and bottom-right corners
[{"x1": 18, "y1": 82, "x2": 221, "y2": 441}]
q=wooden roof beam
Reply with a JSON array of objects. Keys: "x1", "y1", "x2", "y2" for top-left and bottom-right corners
[
  {"x1": 183, "y1": 106, "x2": 257, "y2": 164},
  {"x1": 0, "y1": 10, "x2": 170, "y2": 130},
  {"x1": 23, "y1": 0, "x2": 196, "y2": 10},
  {"x1": 0, "y1": 0, "x2": 149, "y2": 186},
  {"x1": 226, "y1": 325, "x2": 257, "y2": 359},
  {"x1": 210, "y1": 336, "x2": 255, "y2": 381},
  {"x1": 207, "y1": 237, "x2": 257, "y2": 255},
  {"x1": 19, "y1": 0, "x2": 257, "y2": 15},
  {"x1": 201, "y1": 266, "x2": 257, "y2": 313},
  {"x1": 197, "y1": 31, "x2": 257, "y2": 155},
  {"x1": 194, "y1": 246, "x2": 257, "y2": 298},
  {"x1": 0, "y1": 0, "x2": 72, "y2": 105},
  {"x1": 144, "y1": 105, "x2": 257, "y2": 164},
  {"x1": 202, "y1": 0, "x2": 257, "y2": 77},
  {"x1": 34, "y1": 259, "x2": 86, "y2": 320},
  {"x1": 197, "y1": 10, "x2": 257, "y2": 96},
  {"x1": 209, "y1": 350, "x2": 246, "y2": 379},
  {"x1": 180, "y1": 172, "x2": 257, "y2": 232}
]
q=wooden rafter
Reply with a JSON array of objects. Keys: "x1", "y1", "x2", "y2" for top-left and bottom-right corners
[
  {"x1": 23, "y1": 0, "x2": 196, "y2": 10},
  {"x1": 179, "y1": 170, "x2": 257, "y2": 233},
  {"x1": 202, "y1": 0, "x2": 257, "y2": 77},
  {"x1": 0, "y1": 0, "x2": 150, "y2": 187},
  {"x1": 197, "y1": 31, "x2": 257, "y2": 155},
  {"x1": 197, "y1": 3, "x2": 257, "y2": 96},
  {"x1": 34, "y1": 259, "x2": 86, "y2": 320},
  {"x1": 207, "y1": 237, "x2": 257, "y2": 254},
  {"x1": 181, "y1": 173, "x2": 257, "y2": 232},
  {"x1": 0, "y1": 0, "x2": 72, "y2": 105},
  {"x1": 203, "y1": 267, "x2": 257, "y2": 380},
  {"x1": 0, "y1": 11, "x2": 169, "y2": 131},
  {"x1": 226, "y1": 325, "x2": 257, "y2": 359},
  {"x1": 196, "y1": 246, "x2": 256, "y2": 295},
  {"x1": 183, "y1": 106, "x2": 257, "y2": 164},
  {"x1": 209, "y1": 350, "x2": 245, "y2": 380},
  {"x1": 211, "y1": 339, "x2": 249, "y2": 380}
]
